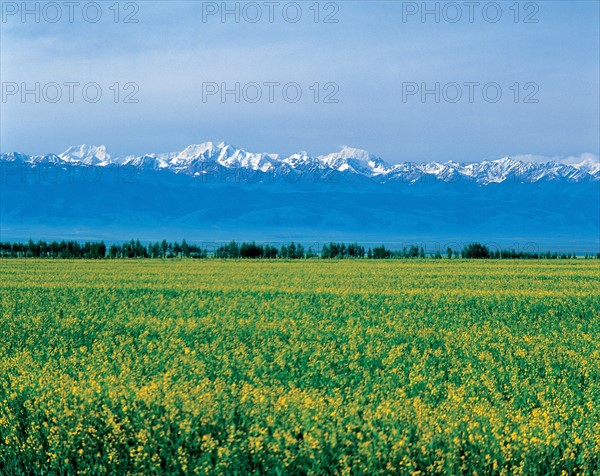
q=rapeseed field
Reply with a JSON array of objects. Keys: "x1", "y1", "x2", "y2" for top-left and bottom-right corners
[{"x1": 0, "y1": 260, "x2": 598, "y2": 475}]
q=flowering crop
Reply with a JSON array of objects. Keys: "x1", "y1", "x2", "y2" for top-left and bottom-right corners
[{"x1": 0, "y1": 260, "x2": 599, "y2": 474}]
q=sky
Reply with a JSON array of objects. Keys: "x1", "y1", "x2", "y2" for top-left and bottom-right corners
[{"x1": 1, "y1": 0, "x2": 599, "y2": 163}]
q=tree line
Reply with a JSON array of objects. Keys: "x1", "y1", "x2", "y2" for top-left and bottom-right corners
[
  {"x1": 0, "y1": 239, "x2": 206, "y2": 259},
  {"x1": 0, "y1": 240, "x2": 596, "y2": 260}
]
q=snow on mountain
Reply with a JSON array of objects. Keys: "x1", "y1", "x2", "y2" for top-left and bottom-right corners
[
  {"x1": 2, "y1": 143, "x2": 599, "y2": 185},
  {"x1": 122, "y1": 154, "x2": 165, "y2": 171},
  {"x1": 319, "y1": 146, "x2": 389, "y2": 175},
  {"x1": 569, "y1": 156, "x2": 600, "y2": 175},
  {"x1": 59, "y1": 145, "x2": 113, "y2": 165},
  {"x1": 282, "y1": 151, "x2": 317, "y2": 167},
  {"x1": 0, "y1": 152, "x2": 30, "y2": 163},
  {"x1": 218, "y1": 145, "x2": 279, "y2": 172},
  {"x1": 140, "y1": 142, "x2": 281, "y2": 174}
]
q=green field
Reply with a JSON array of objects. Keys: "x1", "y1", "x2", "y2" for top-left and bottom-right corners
[{"x1": 1, "y1": 260, "x2": 599, "y2": 475}]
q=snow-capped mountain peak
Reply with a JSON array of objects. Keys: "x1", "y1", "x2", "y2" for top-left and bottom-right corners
[
  {"x1": 2, "y1": 143, "x2": 599, "y2": 185},
  {"x1": 59, "y1": 144, "x2": 112, "y2": 165},
  {"x1": 172, "y1": 142, "x2": 220, "y2": 161},
  {"x1": 568, "y1": 155, "x2": 600, "y2": 175},
  {"x1": 319, "y1": 146, "x2": 389, "y2": 175}
]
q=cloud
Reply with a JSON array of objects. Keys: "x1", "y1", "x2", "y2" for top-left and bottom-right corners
[{"x1": 512, "y1": 153, "x2": 599, "y2": 166}]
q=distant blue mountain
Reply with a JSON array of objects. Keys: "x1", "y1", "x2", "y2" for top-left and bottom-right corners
[{"x1": 1, "y1": 143, "x2": 598, "y2": 252}]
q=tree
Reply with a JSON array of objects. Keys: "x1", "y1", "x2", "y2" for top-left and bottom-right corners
[
  {"x1": 240, "y1": 241, "x2": 263, "y2": 259},
  {"x1": 216, "y1": 241, "x2": 240, "y2": 259},
  {"x1": 264, "y1": 245, "x2": 278, "y2": 259},
  {"x1": 462, "y1": 243, "x2": 490, "y2": 259},
  {"x1": 372, "y1": 245, "x2": 391, "y2": 259}
]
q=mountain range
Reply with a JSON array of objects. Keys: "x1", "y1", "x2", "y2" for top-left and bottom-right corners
[
  {"x1": 2, "y1": 143, "x2": 599, "y2": 184},
  {"x1": 1, "y1": 143, "x2": 599, "y2": 251}
]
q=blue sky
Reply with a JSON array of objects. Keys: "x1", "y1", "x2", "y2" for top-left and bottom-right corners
[{"x1": 1, "y1": 0, "x2": 598, "y2": 163}]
